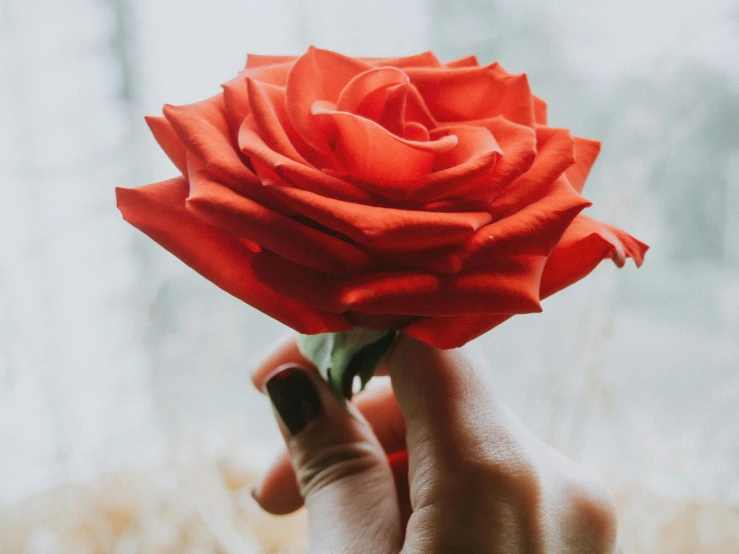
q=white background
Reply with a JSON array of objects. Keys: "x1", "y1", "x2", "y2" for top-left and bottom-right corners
[{"x1": 1, "y1": 0, "x2": 738, "y2": 551}]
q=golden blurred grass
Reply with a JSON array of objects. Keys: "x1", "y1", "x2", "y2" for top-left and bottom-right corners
[
  {"x1": 2, "y1": 457, "x2": 738, "y2": 553},
  {"x1": 0, "y1": 457, "x2": 306, "y2": 554},
  {"x1": 615, "y1": 487, "x2": 739, "y2": 554}
]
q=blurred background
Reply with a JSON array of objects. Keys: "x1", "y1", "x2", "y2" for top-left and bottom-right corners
[{"x1": 1, "y1": 0, "x2": 737, "y2": 551}]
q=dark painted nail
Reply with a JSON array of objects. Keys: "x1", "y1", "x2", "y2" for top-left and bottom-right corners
[{"x1": 265, "y1": 366, "x2": 322, "y2": 435}]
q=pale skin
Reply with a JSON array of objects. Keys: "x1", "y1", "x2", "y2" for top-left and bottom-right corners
[{"x1": 251, "y1": 334, "x2": 621, "y2": 554}]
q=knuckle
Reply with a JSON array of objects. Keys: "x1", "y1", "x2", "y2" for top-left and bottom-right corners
[
  {"x1": 567, "y1": 477, "x2": 619, "y2": 550},
  {"x1": 436, "y1": 438, "x2": 543, "y2": 519},
  {"x1": 457, "y1": 435, "x2": 541, "y2": 500},
  {"x1": 294, "y1": 441, "x2": 383, "y2": 498}
]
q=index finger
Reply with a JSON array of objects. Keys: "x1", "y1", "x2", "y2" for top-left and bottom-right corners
[{"x1": 251, "y1": 333, "x2": 307, "y2": 391}]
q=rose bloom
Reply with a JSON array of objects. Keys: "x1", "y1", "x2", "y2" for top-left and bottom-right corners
[{"x1": 117, "y1": 47, "x2": 647, "y2": 349}]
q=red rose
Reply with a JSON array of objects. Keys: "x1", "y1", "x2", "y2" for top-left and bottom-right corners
[{"x1": 117, "y1": 47, "x2": 647, "y2": 349}]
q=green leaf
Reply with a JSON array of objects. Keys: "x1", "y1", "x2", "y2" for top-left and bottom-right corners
[{"x1": 297, "y1": 328, "x2": 397, "y2": 408}]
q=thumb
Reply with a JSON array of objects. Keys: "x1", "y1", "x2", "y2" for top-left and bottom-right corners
[{"x1": 264, "y1": 364, "x2": 402, "y2": 554}]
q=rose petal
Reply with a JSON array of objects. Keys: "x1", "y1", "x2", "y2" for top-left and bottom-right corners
[
  {"x1": 344, "y1": 312, "x2": 416, "y2": 329},
  {"x1": 243, "y1": 62, "x2": 293, "y2": 85},
  {"x1": 115, "y1": 177, "x2": 350, "y2": 334},
  {"x1": 379, "y1": 83, "x2": 412, "y2": 137},
  {"x1": 333, "y1": 68, "x2": 436, "y2": 135},
  {"x1": 312, "y1": 105, "x2": 458, "y2": 185},
  {"x1": 565, "y1": 137, "x2": 601, "y2": 193},
  {"x1": 238, "y1": 117, "x2": 380, "y2": 204},
  {"x1": 389, "y1": 176, "x2": 589, "y2": 275},
  {"x1": 404, "y1": 84, "x2": 437, "y2": 129},
  {"x1": 489, "y1": 125, "x2": 576, "y2": 216},
  {"x1": 482, "y1": 117, "x2": 538, "y2": 187},
  {"x1": 464, "y1": 176, "x2": 591, "y2": 263},
  {"x1": 431, "y1": 125, "x2": 500, "y2": 172},
  {"x1": 371, "y1": 243, "x2": 466, "y2": 275},
  {"x1": 286, "y1": 47, "x2": 370, "y2": 154},
  {"x1": 533, "y1": 96, "x2": 547, "y2": 125},
  {"x1": 221, "y1": 77, "x2": 251, "y2": 135},
  {"x1": 221, "y1": 62, "x2": 294, "y2": 133},
  {"x1": 445, "y1": 55, "x2": 479, "y2": 68},
  {"x1": 339, "y1": 256, "x2": 545, "y2": 316},
  {"x1": 185, "y1": 161, "x2": 373, "y2": 275},
  {"x1": 403, "y1": 313, "x2": 508, "y2": 350},
  {"x1": 336, "y1": 67, "x2": 408, "y2": 119},
  {"x1": 250, "y1": 251, "x2": 544, "y2": 316},
  {"x1": 364, "y1": 125, "x2": 501, "y2": 203},
  {"x1": 403, "y1": 215, "x2": 648, "y2": 348},
  {"x1": 335, "y1": 68, "x2": 436, "y2": 130},
  {"x1": 361, "y1": 52, "x2": 442, "y2": 68},
  {"x1": 422, "y1": 117, "x2": 536, "y2": 209},
  {"x1": 246, "y1": 78, "x2": 308, "y2": 164},
  {"x1": 262, "y1": 184, "x2": 492, "y2": 249},
  {"x1": 404, "y1": 63, "x2": 535, "y2": 126},
  {"x1": 404, "y1": 121, "x2": 430, "y2": 141},
  {"x1": 145, "y1": 116, "x2": 188, "y2": 175},
  {"x1": 162, "y1": 95, "x2": 260, "y2": 192},
  {"x1": 540, "y1": 215, "x2": 648, "y2": 287}
]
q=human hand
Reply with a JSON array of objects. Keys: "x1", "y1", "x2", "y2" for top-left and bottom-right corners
[{"x1": 251, "y1": 334, "x2": 619, "y2": 553}]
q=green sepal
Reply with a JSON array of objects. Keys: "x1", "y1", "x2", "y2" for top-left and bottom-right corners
[{"x1": 297, "y1": 329, "x2": 397, "y2": 408}]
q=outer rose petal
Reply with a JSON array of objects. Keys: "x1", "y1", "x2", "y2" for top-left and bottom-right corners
[
  {"x1": 533, "y1": 96, "x2": 548, "y2": 125},
  {"x1": 250, "y1": 251, "x2": 545, "y2": 317},
  {"x1": 541, "y1": 214, "x2": 647, "y2": 278},
  {"x1": 245, "y1": 78, "x2": 308, "y2": 164},
  {"x1": 221, "y1": 62, "x2": 294, "y2": 134},
  {"x1": 404, "y1": 63, "x2": 535, "y2": 127},
  {"x1": 392, "y1": 176, "x2": 589, "y2": 275},
  {"x1": 221, "y1": 77, "x2": 251, "y2": 135},
  {"x1": 478, "y1": 117, "x2": 538, "y2": 186},
  {"x1": 339, "y1": 256, "x2": 545, "y2": 317},
  {"x1": 489, "y1": 125, "x2": 576, "y2": 216},
  {"x1": 463, "y1": 176, "x2": 592, "y2": 264},
  {"x1": 403, "y1": 214, "x2": 648, "y2": 348},
  {"x1": 487, "y1": 61, "x2": 547, "y2": 124},
  {"x1": 361, "y1": 52, "x2": 442, "y2": 68},
  {"x1": 445, "y1": 55, "x2": 479, "y2": 68},
  {"x1": 262, "y1": 184, "x2": 493, "y2": 249},
  {"x1": 145, "y1": 116, "x2": 188, "y2": 175},
  {"x1": 344, "y1": 312, "x2": 416, "y2": 331},
  {"x1": 185, "y1": 159, "x2": 373, "y2": 275},
  {"x1": 115, "y1": 177, "x2": 350, "y2": 334},
  {"x1": 162, "y1": 95, "x2": 260, "y2": 190},
  {"x1": 565, "y1": 137, "x2": 601, "y2": 193}
]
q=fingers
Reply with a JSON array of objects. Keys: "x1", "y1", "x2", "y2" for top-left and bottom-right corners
[
  {"x1": 263, "y1": 362, "x2": 402, "y2": 553},
  {"x1": 385, "y1": 335, "x2": 529, "y2": 509},
  {"x1": 385, "y1": 334, "x2": 500, "y2": 457},
  {"x1": 251, "y1": 452, "x2": 303, "y2": 515},
  {"x1": 351, "y1": 378, "x2": 407, "y2": 454},
  {"x1": 253, "y1": 377, "x2": 407, "y2": 515},
  {"x1": 252, "y1": 334, "x2": 307, "y2": 391}
]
